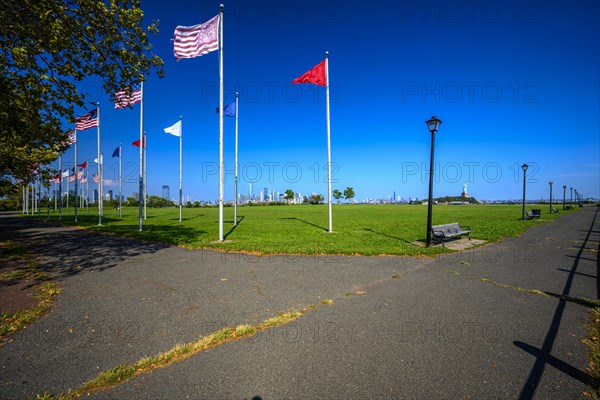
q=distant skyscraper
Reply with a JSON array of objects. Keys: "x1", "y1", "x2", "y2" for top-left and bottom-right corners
[
  {"x1": 93, "y1": 189, "x2": 98, "y2": 203},
  {"x1": 264, "y1": 187, "x2": 269, "y2": 201},
  {"x1": 108, "y1": 190, "x2": 113, "y2": 200},
  {"x1": 162, "y1": 185, "x2": 170, "y2": 200}
]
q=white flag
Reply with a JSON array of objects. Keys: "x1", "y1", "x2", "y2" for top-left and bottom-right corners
[
  {"x1": 94, "y1": 155, "x2": 103, "y2": 164},
  {"x1": 164, "y1": 120, "x2": 182, "y2": 137}
]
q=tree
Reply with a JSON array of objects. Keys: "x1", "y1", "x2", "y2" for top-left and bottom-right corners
[
  {"x1": 332, "y1": 189, "x2": 342, "y2": 204},
  {"x1": 343, "y1": 187, "x2": 355, "y2": 203},
  {"x1": 305, "y1": 194, "x2": 324, "y2": 205},
  {"x1": 0, "y1": 0, "x2": 164, "y2": 192},
  {"x1": 284, "y1": 189, "x2": 295, "y2": 203}
]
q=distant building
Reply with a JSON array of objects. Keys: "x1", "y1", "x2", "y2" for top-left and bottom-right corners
[
  {"x1": 108, "y1": 190, "x2": 113, "y2": 200},
  {"x1": 93, "y1": 189, "x2": 98, "y2": 203},
  {"x1": 162, "y1": 185, "x2": 170, "y2": 200}
]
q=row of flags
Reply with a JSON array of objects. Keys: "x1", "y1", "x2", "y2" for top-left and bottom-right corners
[{"x1": 52, "y1": 6, "x2": 332, "y2": 239}]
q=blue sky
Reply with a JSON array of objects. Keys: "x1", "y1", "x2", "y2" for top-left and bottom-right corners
[{"x1": 58, "y1": 0, "x2": 600, "y2": 202}]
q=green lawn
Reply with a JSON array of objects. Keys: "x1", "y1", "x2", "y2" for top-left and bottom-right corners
[{"x1": 29, "y1": 204, "x2": 576, "y2": 256}]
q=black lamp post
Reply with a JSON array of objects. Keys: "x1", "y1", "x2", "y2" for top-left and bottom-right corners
[
  {"x1": 549, "y1": 180, "x2": 553, "y2": 213},
  {"x1": 570, "y1": 187, "x2": 573, "y2": 207},
  {"x1": 562, "y1": 185, "x2": 566, "y2": 210},
  {"x1": 521, "y1": 164, "x2": 528, "y2": 220},
  {"x1": 425, "y1": 116, "x2": 442, "y2": 247}
]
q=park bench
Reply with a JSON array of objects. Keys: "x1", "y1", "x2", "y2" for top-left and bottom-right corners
[
  {"x1": 431, "y1": 222, "x2": 471, "y2": 246},
  {"x1": 526, "y1": 209, "x2": 541, "y2": 219}
]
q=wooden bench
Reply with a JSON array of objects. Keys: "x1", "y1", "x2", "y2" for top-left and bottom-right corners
[
  {"x1": 526, "y1": 209, "x2": 541, "y2": 219},
  {"x1": 431, "y1": 222, "x2": 471, "y2": 245}
]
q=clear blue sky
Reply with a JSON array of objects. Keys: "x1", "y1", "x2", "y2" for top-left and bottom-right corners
[{"x1": 58, "y1": 0, "x2": 600, "y2": 202}]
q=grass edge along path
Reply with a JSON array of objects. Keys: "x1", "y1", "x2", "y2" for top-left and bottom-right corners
[
  {"x1": 0, "y1": 282, "x2": 62, "y2": 347},
  {"x1": 0, "y1": 240, "x2": 63, "y2": 347},
  {"x1": 33, "y1": 302, "x2": 335, "y2": 400}
]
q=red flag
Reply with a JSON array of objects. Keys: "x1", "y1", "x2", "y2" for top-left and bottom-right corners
[
  {"x1": 291, "y1": 59, "x2": 326, "y2": 87},
  {"x1": 132, "y1": 137, "x2": 146, "y2": 148},
  {"x1": 78, "y1": 161, "x2": 87, "y2": 169}
]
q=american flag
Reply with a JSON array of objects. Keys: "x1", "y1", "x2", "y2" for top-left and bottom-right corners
[
  {"x1": 49, "y1": 174, "x2": 61, "y2": 183},
  {"x1": 67, "y1": 130, "x2": 76, "y2": 144},
  {"x1": 173, "y1": 14, "x2": 220, "y2": 61},
  {"x1": 75, "y1": 109, "x2": 98, "y2": 131},
  {"x1": 114, "y1": 85, "x2": 142, "y2": 109},
  {"x1": 93, "y1": 173, "x2": 99, "y2": 183}
]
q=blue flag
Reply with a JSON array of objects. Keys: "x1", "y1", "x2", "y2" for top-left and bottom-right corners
[
  {"x1": 112, "y1": 146, "x2": 120, "y2": 158},
  {"x1": 215, "y1": 102, "x2": 236, "y2": 117}
]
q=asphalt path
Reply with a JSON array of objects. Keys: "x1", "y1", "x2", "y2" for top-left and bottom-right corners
[{"x1": 0, "y1": 206, "x2": 598, "y2": 399}]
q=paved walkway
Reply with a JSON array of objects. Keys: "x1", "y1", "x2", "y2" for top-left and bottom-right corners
[{"x1": 0, "y1": 207, "x2": 598, "y2": 399}]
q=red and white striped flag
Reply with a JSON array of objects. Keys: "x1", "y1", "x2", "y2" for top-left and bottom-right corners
[
  {"x1": 67, "y1": 130, "x2": 76, "y2": 144},
  {"x1": 75, "y1": 109, "x2": 98, "y2": 131},
  {"x1": 115, "y1": 85, "x2": 142, "y2": 109},
  {"x1": 93, "y1": 173, "x2": 99, "y2": 183},
  {"x1": 173, "y1": 14, "x2": 220, "y2": 60}
]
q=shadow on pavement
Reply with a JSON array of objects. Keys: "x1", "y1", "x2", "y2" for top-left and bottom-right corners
[
  {"x1": 0, "y1": 215, "x2": 171, "y2": 280},
  {"x1": 516, "y1": 207, "x2": 599, "y2": 399}
]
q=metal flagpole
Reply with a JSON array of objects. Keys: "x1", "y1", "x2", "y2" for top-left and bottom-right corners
[
  {"x1": 22, "y1": 185, "x2": 25, "y2": 214},
  {"x1": 138, "y1": 82, "x2": 144, "y2": 231},
  {"x1": 234, "y1": 92, "x2": 239, "y2": 226},
  {"x1": 119, "y1": 144, "x2": 122, "y2": 218},
  {"x1": 218, "y1": 3, "x2": 224, "y2": 241},
  {"x1": 325, "y1": 51, "x2": 333, "y2": 233},
  {"x1": 86, "y1": 160, "x2": 89, "y2": 215},
  {"x1": 66, "y1": 165, "x2": 70, "y2": 215},
  {"x1": 144, "y1": 132, "x2": 147, "y2": 220},
  {"x1": 74, "y1": 130, "x2": 78, "y2": 222},
  {"x1": 97, "y1": 104, "x2": 102, "y2": 225},
  {"x1": 59, "y1": 155, "x2": 62, "y2": 221},
  {"x1": 179, "y1": 116, "x2": 183, "y2": 222}
]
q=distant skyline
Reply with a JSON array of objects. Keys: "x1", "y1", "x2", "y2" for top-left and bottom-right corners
[{"x1": 52, "y1": 0, "x2": 599, "y2": 202}]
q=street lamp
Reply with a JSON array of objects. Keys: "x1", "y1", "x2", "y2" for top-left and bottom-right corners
[
  {"x1": 562, "y1": 185, "x2": 566, "y2": 210},
  {"x1": 425, "y1": 116, "x2": 442, "y2": 247},
  {"x1": 521, "y1": 164, "x2": 528, "y2": 220},
  {"x1": 570, "y1": 187, "x2": 573, "y2": 207},
  {"x1": 549, "y1": 180, "x2": 553, "y2": 213}
]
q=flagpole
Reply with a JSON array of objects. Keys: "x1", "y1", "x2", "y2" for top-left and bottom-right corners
[
  {"x1": 234, "y1": 92, "x2": 239, "y2": 226},
  {"x1": 74, "y1": 130, "x2": 78, "y2": 222},
  {"x1": 179, "y1": 116, "x2": 183, "y2": 222},
  {"x1": 218, "y1": 3, "x2": 224, "y2": 241},
  {"x1": 144, "y1": 132, "x2": 147, "y2": 220},
  {"x1": 66, "y1": 165, "x2": 70, "y2": 215},
  {"x1": 119, "y1": 144, "x2": 122, "y2": 218},
  {"x1": 86, "y1": 160, "x2": 89, "y2": 215},
  {"x1": 59, "y1": 155, "x2": 63, "y2": 221},
  {"x1": 96, "y1": 104, "x2": 102, "y2": 225},
  {"x1": 325, "y1": 51, "x2": 332, "y2": 233},
  {"x1": 138, "y1": 82, "x2": 144, "y2": 231}
]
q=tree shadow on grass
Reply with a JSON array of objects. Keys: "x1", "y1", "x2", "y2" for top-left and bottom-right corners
[
  {"x1": 0, "y1": 215, "x2": 202, "y2": 281},
  {"x1": 279, "y1": 217, "x2": 328, "y2": 232}
]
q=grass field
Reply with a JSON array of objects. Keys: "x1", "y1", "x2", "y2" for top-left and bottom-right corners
[{"x1": 27, "y1": 203, "x2": 577, "y2": 256}]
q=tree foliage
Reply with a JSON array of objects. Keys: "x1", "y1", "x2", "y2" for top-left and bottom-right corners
[
  {"x1": 0, "y1": 0, "x2": 164, "y2": 191},
  {"x1": 343, "y1": 187, "x2": 355, "y2": 202},
  {"x1": 284, "y1": 189, "x2": 294, "y2": 202},
  {"x1": 332, "y1": 189, "x2": 342, "y2": 203}
]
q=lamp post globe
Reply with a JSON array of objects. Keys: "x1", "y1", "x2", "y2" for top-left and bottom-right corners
[{"x1": 425, "y1": 116, "x2": 442, "y2": 247}]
